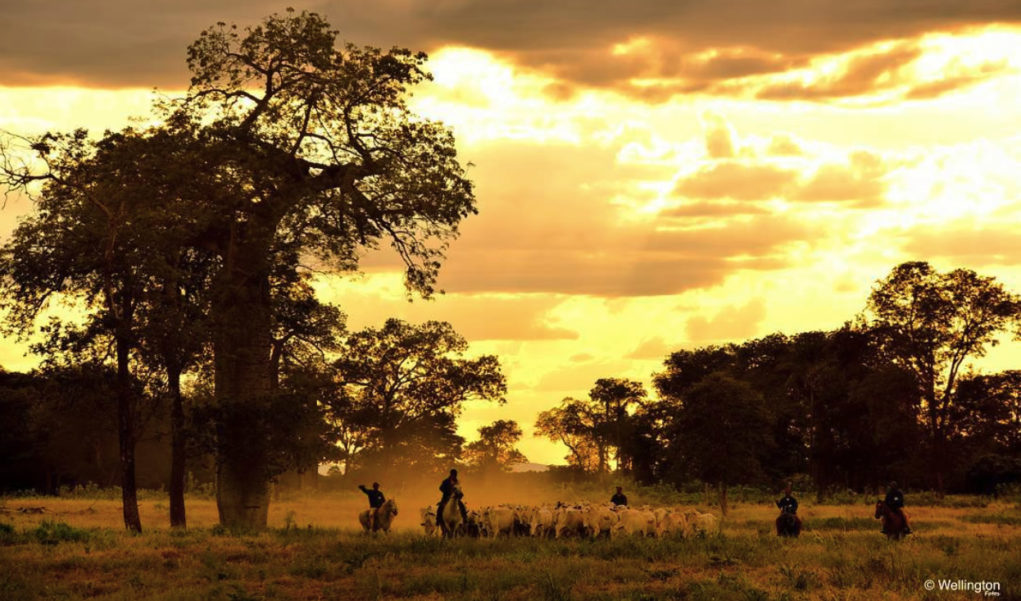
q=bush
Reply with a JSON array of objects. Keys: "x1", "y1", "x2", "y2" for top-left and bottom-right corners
[
  {"x1": 0, "y1": 522, "x2": 18, "y2": 545},
  {"x1": 32, "y1": 521, "x2": 91, "y2": 545}
]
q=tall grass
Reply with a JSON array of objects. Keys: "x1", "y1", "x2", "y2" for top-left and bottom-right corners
[{"x1": 0, "y1": 497, "x2": 1017, "y2": 601}]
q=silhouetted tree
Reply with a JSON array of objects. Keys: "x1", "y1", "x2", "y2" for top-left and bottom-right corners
[
  {"x1": 4, "y1": 9, "x2": 478, "y2": 529},
  {"x1": 534, "y1": 397, "x2": 602, "y2": 472},
  {"x1": 177, "y1": 10, "x2": 476, "y2": 528},
  {"x1": 589, "y1": 378, "x2": 646, "y2": 473},
  {"x1": 863, "y1": 261, "x2": 1021, "y2": 491},
  {"x1": 465, "y1": 420, "x2": 527, "y2": 473},
  {"x1": 333, "y1": 319, "x2": 505, "y2": 471},
  {"x1": 0, "y1": 128, "x2": 189, "y2": 532},
  {"x1": 782, "y1": 329, "x2": 920, "y2": 494},
  {"x1": 269, "y1": 276, "x2": 345, "y2": 391},
  {"x1": 953, "y1": 371, "x2": 1021, "y2": 453},
  {"x1": 534, "y1": 379, "x2": 645, "y2": 474},
  {"x1": 666, "y1": 372, "x2": 771, "y2": 514}
]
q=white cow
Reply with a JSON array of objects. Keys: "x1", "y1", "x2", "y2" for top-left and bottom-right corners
[
  {"x1": 529, "y1": 506, "x2": 555, "y2": 538},
  {"x1": 584, "y1": 504, "x2": 618, "y2": 538},
  {"x1": 554, "y1": 505, "x2": 587, "y2": 538},
  {"x1": 655, "y1": 509, "x2": 688, "y2": 537},
  {"x1": 482, "y1": 506, "x2": 517, "y2": 537},
  {"x1": 611, "y1": 507, "x2": 656, "y2": 537},
  {"x1": 685, "y1": 510, "x2": 720, "y2": 536}
]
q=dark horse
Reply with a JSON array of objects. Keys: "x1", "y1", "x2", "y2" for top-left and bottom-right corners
[
  {"x1": 874, "y1": 501, "x2": 910, "y2": 539},
  {"x1": 775, "y1": 512, "x2": 802, "y2": 537}
]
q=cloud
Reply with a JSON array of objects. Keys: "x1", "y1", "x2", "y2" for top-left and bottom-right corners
[
  {"x1": 900, "y1": 224, "x2": 1021, "y2": 265},
  {"x1": 1, "y1": 0, "x2": 1018, "y2": 97},
  {"x1": 686, "y1": 298, "x2": 767, "y2": 342},
  {"x1": 766, "y1": 134, "x2": 805, "y2": 156},
  {"x1": 533, "y1": 359, "x2": 634, "y2": 392},
  {"x1": 755, "y1": 43, "x2": 923, "y2": 100},
  {"x1": 659, "y1": 201, "x2": 769, "y2": 218},
  {"x1": 740, "y1": 42, "x2": 1014, "y2": 103},
  {"x1": 702, "y1": 113, "x2": 737, "y2": 158},
  {"x1": 675, "y1": 162, "x2": 797, "y2": 201},
  {"x1": 904, "y1": 60, "x2": 1012, "y2": 99},
  {"x1": 671, "y1": 150, "x2": 892, "y2": 208},
  {"x1": 312, "y1": 278, "x2": 579, "y2": 341},
  {"x1": 354, "y1": 141, "x2": 817, "y2": 297},
  {"x1": 790, "y1": 151, "x2": 888, "y2": 206},
  {"x1": 624, "y1": 337, "x2": 673, "y2": 360}
]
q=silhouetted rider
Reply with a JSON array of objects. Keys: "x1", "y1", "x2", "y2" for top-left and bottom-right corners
[
  {"x1": 436, "y1": 469, "x2": 468, "y2": 526},
  {"x1": 359, "y1": 482, "x2": 385, "y2": 530},
  {"x1": 610, "y1": 486, "x2": 628, "y2": 507},
  {"x1": 776, "y1": 484, "x2": 798, "y2": 515},
  {"x1": 775, "y1": 482, "x2": 802, "y2": 535},
  {"x1": 884, "y1": 481, "x2": 911, "y2": 534}
]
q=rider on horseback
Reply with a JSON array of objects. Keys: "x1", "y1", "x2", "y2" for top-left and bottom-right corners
[
  {"x1": 775, "y1": 482, "x2": 802, "y2": 534},
  {"x1": 358, "y1": 482, "x2": 386, "y2": 531},
  {"x1": 436, "y1": 469, "x2": 468, "y2": 528},
  {"x1": 776, "y1": 482, "x2": 799, "y2": 515},
  {"x1": 884, "y1": 481, "x2": 911, "y2": 534}
]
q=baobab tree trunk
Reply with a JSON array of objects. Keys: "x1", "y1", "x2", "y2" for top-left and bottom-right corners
[
  {"x1": 116, "y1": 334, "x2": 142, "y2": 533},
  {"x1": 168, "y1": 366, "x2": 187, "y2": 528},
  {"x1": 213, "y1": 235, "x2": 274, "y2": 530}
]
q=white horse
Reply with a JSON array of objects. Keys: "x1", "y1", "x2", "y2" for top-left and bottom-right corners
[
  {"x1": 439, "y1": 486, "x2": 465, "y2": 537},
  {"x1": 359, "y1": 498, "x2": 398, "y2": 533}
]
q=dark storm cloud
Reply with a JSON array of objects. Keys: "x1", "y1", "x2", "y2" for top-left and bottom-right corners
[{"x1": 1, "y1": 0, "x2": 1018, "y2": 95}]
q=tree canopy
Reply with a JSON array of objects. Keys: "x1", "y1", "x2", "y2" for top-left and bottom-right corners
[
  {"x1": 464, "y1": 420, "x2": 528, "y2": 473},
  {"x1": 332, "y1": 319, "x2": 506, "y2": 472},
  {"x1": 864, "y1": 261, "x2": 1021, "y2": 490}
]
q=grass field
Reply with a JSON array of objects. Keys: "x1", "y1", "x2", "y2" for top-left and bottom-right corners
[{"x1": 1, "y1": 492, "x2": 1018, "y2": 601}]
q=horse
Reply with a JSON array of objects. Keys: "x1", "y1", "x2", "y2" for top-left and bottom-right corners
[
  {"x1": 438, "y1": 487, "x2": 465, "y2": 538},
  {"x1": 775, "y1": 512, "x2": 801, "y2": 537},
  {"x1": 874, "y1": 500, "x2": 909, "y2": 540},
  {"x1": 359, "y1": 498, "x2": 398, "y2": 533}
]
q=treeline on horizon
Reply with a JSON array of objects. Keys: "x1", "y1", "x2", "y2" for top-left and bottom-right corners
[
  {"x1": 0, "y1": 11, "x2": 1018, "y2": 532},
  {"x1": 3, "y1": 261, "x2": 1020, "y2": 513}
]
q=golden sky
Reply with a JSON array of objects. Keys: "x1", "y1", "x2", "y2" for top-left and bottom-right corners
[{"x1": 1, "y1": 2, "x2": 1020, "y2": 465}]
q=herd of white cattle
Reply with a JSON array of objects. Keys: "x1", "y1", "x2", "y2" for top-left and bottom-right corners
[{"x1": 418, "y1": 502, "x2": 721, "y2": 539}]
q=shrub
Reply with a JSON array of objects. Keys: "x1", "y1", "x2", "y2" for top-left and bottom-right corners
[{"x1": 32, "y1": 521, "x2": 91, "y2": 545}]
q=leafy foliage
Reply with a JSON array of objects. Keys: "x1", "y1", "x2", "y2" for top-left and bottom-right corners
[
  {"x1": 332, "y1": 319, "x2": 506, "y2": 472},
  {"x1": 464, "y1": 420, "x2": 528, "y2": 472}
]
